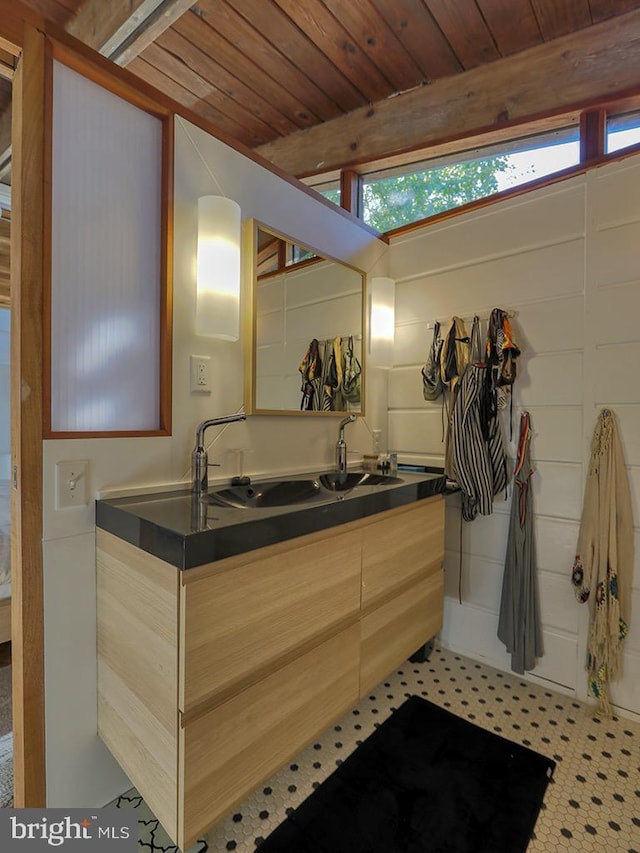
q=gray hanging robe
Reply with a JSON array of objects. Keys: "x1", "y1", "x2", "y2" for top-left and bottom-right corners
[{"x1": 498, "y1": 411, "x2": 542, "y2": 674}]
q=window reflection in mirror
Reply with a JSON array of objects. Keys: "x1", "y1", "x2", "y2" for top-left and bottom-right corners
[{"x1": 245, "y1": 222, "x2": 365, "y2": 416}]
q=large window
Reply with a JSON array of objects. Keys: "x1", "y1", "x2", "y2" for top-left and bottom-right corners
[
  {"x1": 360, "y1": 127, "x2": 580, "y2": 232},
  {"x1": 313, "y1": 180, "x2": 340, "y2": 207},
  {"x1": 310, "y1": 104, "x2": 640, "y2": 234},
  {"x1": 606, "y1": 110, "x2": 640, "y2": 154}
]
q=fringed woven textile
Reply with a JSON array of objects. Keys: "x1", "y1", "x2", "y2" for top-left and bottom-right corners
[{"x1": 571, "y1": 409, "x2": 634, "y2": 715}]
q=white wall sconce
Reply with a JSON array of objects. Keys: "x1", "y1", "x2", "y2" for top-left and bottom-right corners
[
  {"x1": 368, "y1": 276, "x2": 396, "y2": 368},
  {"x1": 196, "y1": 195, "x2": 242, "y2": 340}
]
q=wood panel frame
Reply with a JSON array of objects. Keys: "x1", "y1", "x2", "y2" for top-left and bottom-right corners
[
  {"x1": 580, "y1": 108, "x2": 606, "y2": 162},
  {"x1": 340, "y1": 169, "x2": 361, "y2": 216},
  {"x1": 11, "y1": 25, "x2": 47, "y2": 808},
  {"x1": 42, "y1": 38, "x2": 174, "y2": 439}
]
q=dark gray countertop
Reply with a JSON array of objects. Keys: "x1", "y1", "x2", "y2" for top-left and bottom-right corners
[{"x1": 96, "y1": 469, "x2": 446, "y2": 570}]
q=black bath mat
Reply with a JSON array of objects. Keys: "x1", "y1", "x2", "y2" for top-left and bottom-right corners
[{"x1": 258, "y1": 695, "x2": 555, "y2": 853}]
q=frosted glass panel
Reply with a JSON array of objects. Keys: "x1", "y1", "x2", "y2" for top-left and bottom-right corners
[{"x1": 50, "y1": 61, "x2": 162, "y2": 432}]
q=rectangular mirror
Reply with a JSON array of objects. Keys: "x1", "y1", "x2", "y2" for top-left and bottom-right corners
[{"x1": 244, "y1": 220, "x2": 366, "y2": 416}]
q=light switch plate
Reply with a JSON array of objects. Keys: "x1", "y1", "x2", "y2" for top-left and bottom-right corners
[{"x1": 55, "y1": 460, "x2": 89, "y2": 509}]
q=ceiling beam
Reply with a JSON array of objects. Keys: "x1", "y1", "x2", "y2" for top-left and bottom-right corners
[
  {"x1": 0, "y1": 0, "x2": 44, "y2": 51},
  {"x1": 0, "y1": 1, "x2": 42, "y2": 187},
  {"x1": 255, "y1": 7, "x2": 640, "y2": 178},
  {"x1": 1, "y1": 0, "x2": 194, "y2": 182},
  {"x1": 67, "y1": 0, "x2": 195, "y2": 65},
  {"x1": 67, "y1": 0, "x2": 165, "y2": 53}
]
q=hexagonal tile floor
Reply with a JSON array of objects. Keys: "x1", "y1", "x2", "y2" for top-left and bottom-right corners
[{"x1": 109, "y1": 646, "x2": 640, "y2": 852}]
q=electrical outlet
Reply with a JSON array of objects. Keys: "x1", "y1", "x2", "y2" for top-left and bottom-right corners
[
  {"x1": 190, "y1": 355, "x2": 211, "y2": 393},
  {"x1": 55, "y1": 460, "x2": 89, "y2": 509}
]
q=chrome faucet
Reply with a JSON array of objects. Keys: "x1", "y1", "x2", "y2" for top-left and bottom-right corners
[
  {"x1": 192, "y1": 413, "x2": 246, "y2": 494},
  {"x1": 336, "y1": 414, "x2": 357, "y2": 473}
]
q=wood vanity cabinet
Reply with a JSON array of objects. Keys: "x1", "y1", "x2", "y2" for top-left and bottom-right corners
[{"x1": 96, "y1": 495, "x2": 444, "y2": 849}]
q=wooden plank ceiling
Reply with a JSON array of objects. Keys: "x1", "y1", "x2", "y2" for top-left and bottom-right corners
[
  {"x1": 126, "y1": 0, "x2": 640, "y2": 159},
  {"x1": 2, "y1": 0, "x2": 640, "y2": 180}
]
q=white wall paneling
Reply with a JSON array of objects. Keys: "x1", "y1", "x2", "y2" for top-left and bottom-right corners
[
  {"x1": 535, "y1": 516, "x2": 581, "y2": 577},
  {"x1": 538, "y1": 571, "x2": 580, "y2": 635},
  {"x1": 592, "y1": 342, "x2": 640, "y2": 405},
  {"x1": 390, "y1": 183, "x2": 586, "y2": 283},
  {"x1": 441, "y1": 598, "x2": 510, "y2": 665},
  {"x1": 625, "y1": 468, "x2": 640, "y2": 540},
  {"x1": 532, "y1": 630, "x2": 579, "y2": 690},
  {"x1": 517, "y1": 352, "x2": 583, "y2": 407},
  {"x1": 609, "y1": 652, "x2": 640, "y2": 714},
  {"x1": 389, "y1": 159, "x2": 640, "y2": 717},
  {"x1": 531, "y1": 461, "x2": 583, "y2": 521},
  {"x1": 588, "y1": 222, "x2": 640, "y2": 287},
  {"x1": 590, "y1": 280, "x2": 640, "y2": 346},
  {"x1": 461, "y1": 510, "x2": 511, "y2": 563},
  {"x1": 388, "y1": 410, "x2": 446, "y2": 459},
  {"x1": 393, "y1": 319, "x2": 435, "y2": 367},
  {"x1": 512, "y1": 406, "x2": 582, "y2": 463},
  {"x1": 509, "y1": 294, "x2": 584, "y2": 354},
  {"x1": 592, "y1": 158, "x2": 640, "y2": 226},
  {"x1": 623, "y1": 591, "x2": 640, "y2": 653},
  {"x1": 388, "y1": 365, "x2": 434, "y2": 409},
  {"x1": 394, "y1": 239, "x2": 585, "y2": 327}
]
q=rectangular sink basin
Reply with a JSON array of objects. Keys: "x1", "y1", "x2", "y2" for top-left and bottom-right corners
[
  {"x1": 204, "y1": 471, "x2": 406, "y2": 509},
  {"x1": 319, "y1": 471, "x2": 404, "y2": 492},
  {"x1": 205, "y1": 479, "x2": 322, "y2": 509}
]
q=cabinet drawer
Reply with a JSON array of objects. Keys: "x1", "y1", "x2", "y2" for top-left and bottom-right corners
[
  {"x1": 360, "y1": 569, "x2": 444, "y2": 698},
  {"x1": 180, "y1": 527, "x2": 361, "y2": 715},
  {"x1": 361, "y1": 497, "x2": 444, "y2": 612},
  {"x1": 178, "y1": 623, "x2": 360, "y2": 848}
]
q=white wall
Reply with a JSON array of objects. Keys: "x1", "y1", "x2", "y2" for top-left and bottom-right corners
[
  {"x1": 42, "y1": 105, "x2": 389, "y2": 808},
  {"x1": 388, "y1": 157, "x2": 640, "y2": 717}
]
